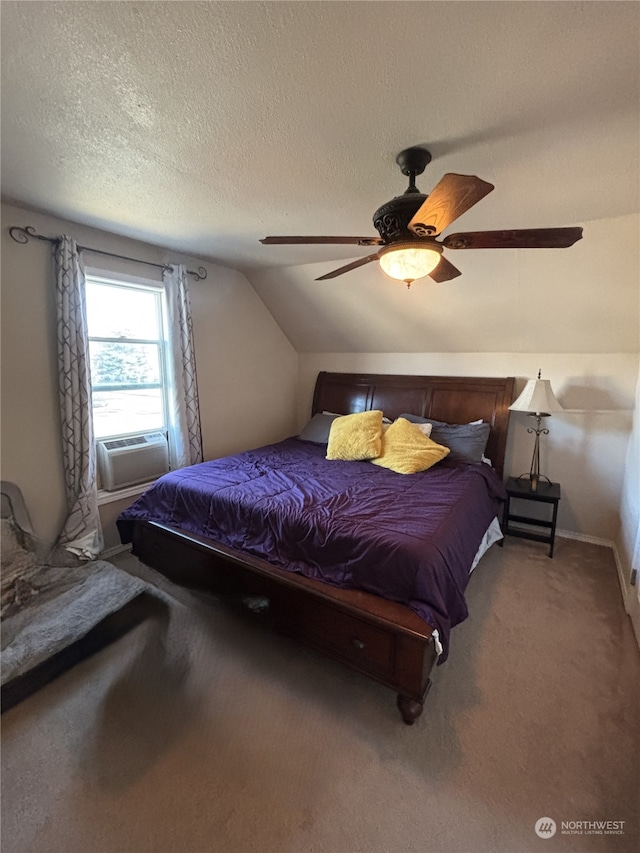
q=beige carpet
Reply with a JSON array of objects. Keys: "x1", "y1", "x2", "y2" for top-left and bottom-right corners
[{"x1": 2, "y1": 536, "x2": 638, "y2": 853}]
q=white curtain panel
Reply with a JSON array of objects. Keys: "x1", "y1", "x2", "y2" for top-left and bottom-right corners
[
  {"x1": 163, "y1": 265, "x2": 203, "y2": 468},
  {"x1": 54, "y1": 236, "x2": 103, "y2": 559}
]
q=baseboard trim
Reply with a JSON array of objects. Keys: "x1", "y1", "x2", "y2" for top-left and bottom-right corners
[
  {"x1": 629, "y1": 595, "x2": 640, "y2": 650},
  {"x1": 556, "y1": 528, "x2": 614, "y2": 548},
  {"x1": 101, "y1": 543, "x2": 132, "y2": 559},
  {"x1": 612, "y1": 542, "x2": 632, "y2": 613},
  {"x1": 556, "y1": 529, "x2": 630, "y2": 612}
]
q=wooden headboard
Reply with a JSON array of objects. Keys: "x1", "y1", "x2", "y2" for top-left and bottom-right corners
[{"x1": 312, "y1": 372, "x2": 516, "y2": 480}]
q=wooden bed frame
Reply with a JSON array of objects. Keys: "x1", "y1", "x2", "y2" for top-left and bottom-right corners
[{"x1": 129, "y1": 372, "x2": 515, "y2": 724}]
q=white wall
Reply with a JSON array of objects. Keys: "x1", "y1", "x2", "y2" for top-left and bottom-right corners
[
  {"x1": 297, "y1": 352, "x2": 637, "y2": 543},
  {"x1": 1, "y1": 202, "x2": 298, "y2": 548},
  {"x1": 188, "y1": 263, "x2": 298, "y2": 462}
]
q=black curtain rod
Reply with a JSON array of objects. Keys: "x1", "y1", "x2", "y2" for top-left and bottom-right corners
[{"x1": 8, "y1": 225, "x2": 208, "y2": 281}]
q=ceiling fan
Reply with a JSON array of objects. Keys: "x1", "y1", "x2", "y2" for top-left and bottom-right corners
[{"x1": 260, "y1": 146, "x2": 583, "y2": 287}]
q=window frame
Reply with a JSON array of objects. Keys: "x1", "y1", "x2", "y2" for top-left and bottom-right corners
[{"x1": 85, "y1": 270, "x2": 170, "y2": 443}]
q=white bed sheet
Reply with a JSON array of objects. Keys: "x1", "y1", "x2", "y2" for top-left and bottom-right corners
[{"x1": 431, "y1": 515, "x2": 503, "y2": 656}]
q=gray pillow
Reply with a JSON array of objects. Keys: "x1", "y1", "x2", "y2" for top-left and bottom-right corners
[
  {"x1": 400, "y1": 412, "x2": 438, "y2": 425},
  {"x1": 298, "y1": 412, "x2": 340, "y2": 444},
  {"x1": 398, "y1": 413, "x2": 490, "y2": 464}
]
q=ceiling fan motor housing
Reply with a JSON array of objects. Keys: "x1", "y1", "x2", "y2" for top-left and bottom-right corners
[{"x1": 373, "y1": 193, "x2": 430, "y2": 244}]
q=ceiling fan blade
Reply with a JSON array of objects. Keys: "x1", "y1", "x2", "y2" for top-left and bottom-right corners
[
  {"x1": 408, "y1": 174, "x2": 494, "y2": 237},
  {"x1": 315, "y1": 253, "x2": 380, "y2": 281},
  {"x1": 443, "y1": 227, "x2": 583, "y2": 250},
  {"x1": 261, "y1": 235, "x2": 382, "y2": 246},
  {"x1": 429, "y1": 256, "x2": 462, "y2": 283}
]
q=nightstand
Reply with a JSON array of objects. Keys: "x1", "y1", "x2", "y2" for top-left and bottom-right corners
[{"x1": 503, "y1": 477, "x2": 561, "y2": 558}]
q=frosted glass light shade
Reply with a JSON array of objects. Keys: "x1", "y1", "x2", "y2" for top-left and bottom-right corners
[
  {"x1": 378, "y1": 243, "x2": 442, "y2": 283},
  {"x1": 509, "y1": 378, "x2": 563, "y2": 415}
]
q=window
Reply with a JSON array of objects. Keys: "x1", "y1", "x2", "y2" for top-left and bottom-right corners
[{"x1": 85, "y1": 275, "x2": 168, "y2": 440}]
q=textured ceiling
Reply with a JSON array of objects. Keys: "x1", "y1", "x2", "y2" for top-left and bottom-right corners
[{"x1": 1, "y1": 0, "x2": 638, "y2": 277}]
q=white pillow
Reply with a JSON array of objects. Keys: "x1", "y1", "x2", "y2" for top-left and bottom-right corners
[
  {"x1": 414, "y1": 422, "x2": 433, "y2": 437},
  {"x1": 394, "y1": 418, "x2": 432, "y2": 436}
]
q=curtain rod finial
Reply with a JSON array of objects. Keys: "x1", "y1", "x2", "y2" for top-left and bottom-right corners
[
  {"x1": 9, "y1": 225, "x2": 41, "y2": 244},
  {"x1": 188, "y1": 266, "x2": 207, "y2": 281}
]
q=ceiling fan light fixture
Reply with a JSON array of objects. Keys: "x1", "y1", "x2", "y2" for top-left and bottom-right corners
[{"x1": 378, "y1": 242, "x2": 442, "y2": 286}]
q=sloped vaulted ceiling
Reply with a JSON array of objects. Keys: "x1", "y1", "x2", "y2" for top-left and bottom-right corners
[{"x1": 1, "y1": 1, "x2": 638, "y2": 353}]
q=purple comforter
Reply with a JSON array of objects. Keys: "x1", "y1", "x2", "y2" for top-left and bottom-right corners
[{"x1": 118, "y1": 438, "x2": 506, "y2": 661}]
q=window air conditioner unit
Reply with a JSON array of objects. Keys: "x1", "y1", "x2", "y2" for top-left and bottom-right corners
[{"x1": 97, "y1": 433, "x2": 169, "y2": 491}]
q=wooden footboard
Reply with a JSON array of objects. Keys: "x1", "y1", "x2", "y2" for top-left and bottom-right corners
[{"x1": 132, "y1": 521, "x2": 438, "y2": 724}]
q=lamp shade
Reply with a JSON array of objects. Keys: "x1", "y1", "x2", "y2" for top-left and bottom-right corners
[
  {"x1": 378, "y1": 242, "x2": 442, "y2": 283},
  {"x1": 509, "y1": 378, "x2": 563, "y2": 415}
]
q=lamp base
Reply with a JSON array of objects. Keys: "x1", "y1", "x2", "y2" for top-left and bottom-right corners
[
  {"x1": 519, "y1": 413, "x2": 552, "y2": 493},
  {"x1": 515, "y1": 473, "x2": 554, "y2": 493}
]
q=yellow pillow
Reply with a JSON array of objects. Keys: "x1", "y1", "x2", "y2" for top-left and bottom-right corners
[
  {"x1": 326, "y1": 410, "x2": 384, "y2": 461},
  {"x1": 371, "y1": 417, "x2": 450, "y2": 474}
]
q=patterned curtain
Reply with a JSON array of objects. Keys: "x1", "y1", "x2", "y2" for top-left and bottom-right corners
[
  {"x1": 53, "y1": 237, "x2": 103, "y2": 560},
  {"x1": 163, "y1": 265, "x2": 203, "y2": 468}
]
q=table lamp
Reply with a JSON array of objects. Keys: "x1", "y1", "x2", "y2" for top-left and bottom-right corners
[{"x1": 509, "y1": 370, "x2": 563, "y2": 491}]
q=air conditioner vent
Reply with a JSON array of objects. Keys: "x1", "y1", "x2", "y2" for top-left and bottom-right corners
[
  {"x1": 103, "y1": 436, "x2": 147, "y2": 450},
  {"x1": 97, "y1": 433, "x2": 169, "y2": 491}
]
